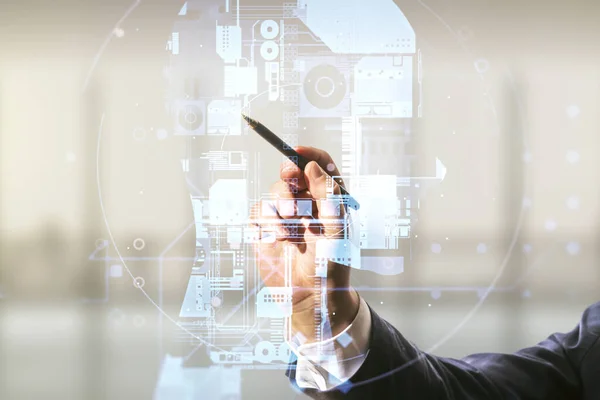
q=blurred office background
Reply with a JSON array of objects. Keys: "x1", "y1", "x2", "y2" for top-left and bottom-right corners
[{"x1": 1, "y1": 0, "x2": 599, "y2": 398}]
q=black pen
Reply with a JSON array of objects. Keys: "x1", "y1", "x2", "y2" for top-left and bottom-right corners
[{"x1": 241, "y1": 114, "x2": 360, "y2": 211}]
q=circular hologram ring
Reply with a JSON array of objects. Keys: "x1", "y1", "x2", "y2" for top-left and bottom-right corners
[
  {"x1": 303, "y1": 64, "x2": 347, "y2": 110},
  {"x1": 260, "y1": 20, "x2": 279, "y2": 39},
  {"x1": 474, "y1": 58, "x2": 490, "y2": 74},
  {"x1": 178, "y1": 105, "x2": 203, "y2": 131},
  {"x1": 260, "y1": 41, "x2": 279, "y2": 61},
  {"x1": 254, "y1": 341, "x2": 276, "y2": 363},
  {"x1": 133, "y1": 276, "x2": 145, "y2": 288},
  {"x1": 133, "y1": 238, "x2": 145, "y2": 250}
]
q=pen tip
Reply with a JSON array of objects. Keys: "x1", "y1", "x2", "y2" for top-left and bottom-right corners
[{"x1": 241, "y1": 113, "x2": 258, "y2": 127}]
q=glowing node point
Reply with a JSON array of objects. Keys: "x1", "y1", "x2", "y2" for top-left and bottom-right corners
[
  {"x1": 566, "y1": 196, "x2": 579, "y2": 210},
  {"x1": 566, "y1": 104, "x2": 580, "y2": 119},
  {"x1": 114, "y1": 28, "x2": 125, "y2": 38},
  {"x1": 431, "y1": 243, "x2": 442, "y2": 254},
  {"x1": 476, "y1": 243, "x2": 487, "y2": 254},
  {"x1": 156, "y1": 129, "x2": 168, "y2": 140},
  {"x1": 431, "y1": 290, "x2": 441, "y2": 300},
  {"x1": 566, "y1": 150, "x2": 580, "y2": 164},
  {"x1": 133, "y1": 277, "x2": 145, "y2": 288},
  {"x1": 544, "y1": 219, "x2": 557, "y2": 231},
  {"x1": 566, "y1": 242, "x2": 580, "y2": 255}
]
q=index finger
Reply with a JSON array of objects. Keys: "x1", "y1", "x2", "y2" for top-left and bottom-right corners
[{"x1": 294, "y1": 146, "x2": 341, "y2": 177}]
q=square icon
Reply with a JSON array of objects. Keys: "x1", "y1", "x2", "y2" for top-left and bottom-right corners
[
  {"x1": 278, "y1": 199, "x2": 295, "y2": 216},
  {"x1": 297, "y1": 199, "x2": 312, "y2": 216}
]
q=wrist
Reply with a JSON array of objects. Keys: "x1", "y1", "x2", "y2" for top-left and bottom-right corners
[{"x1": 291, "y1": 287, "x2": 360, "y2": 344}]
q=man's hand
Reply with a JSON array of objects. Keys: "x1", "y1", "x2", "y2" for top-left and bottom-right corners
[{"x1": 250, "y1": 146, "x2": 360, "y2": 344}]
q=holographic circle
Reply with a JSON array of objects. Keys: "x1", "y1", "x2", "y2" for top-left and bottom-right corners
[
  {"x1": 474, "y1": 58, "x2": 489, "y2": 74},
  {"x1": 260, "y1": 20, "x2": 279, "y2": 39},
  {"x1": 132, "y1": 238, "x2": 145, "y2": 250},
  {"x1": 260, "y1": 41, "x2": 279, "y2": 61},
  {"x1": 133, "y1": 276, "x2": 145, "y2": 289},
  {"x1": 88, "y1": 0, "x2": 534, "y2": 384}
]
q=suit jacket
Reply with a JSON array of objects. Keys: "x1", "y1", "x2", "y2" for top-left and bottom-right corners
[{"x1": 287, "y1": 302, "x2": 600, "y2": 399}]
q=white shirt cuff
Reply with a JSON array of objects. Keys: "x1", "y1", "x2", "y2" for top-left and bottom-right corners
[{"x1": 292, "y1": 295, "x2": 371, "y2": 391}]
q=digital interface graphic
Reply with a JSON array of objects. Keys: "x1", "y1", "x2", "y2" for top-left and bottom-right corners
[
  {"x1": 81, "y1": 0, "x2": 590, "y2": 398},
  {"x1": 4, "y1": 0, "x2": 599, "y2": 399},
  {"x1": 166, "y1": 0, "x2": 429, "y2": 368}
]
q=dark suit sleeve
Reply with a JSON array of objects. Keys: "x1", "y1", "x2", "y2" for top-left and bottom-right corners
[{"x1": 286, "y1": 302, "x2": 600, "y2": 400}]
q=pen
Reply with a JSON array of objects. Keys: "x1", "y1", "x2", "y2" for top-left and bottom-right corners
[{"x1": 241, "y1": 113, "x2": 360, "y2": 210}]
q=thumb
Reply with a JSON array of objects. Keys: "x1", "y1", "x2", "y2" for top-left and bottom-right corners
[{"x1": 305, "y1": 161, "x2": 328, "y2": 198}]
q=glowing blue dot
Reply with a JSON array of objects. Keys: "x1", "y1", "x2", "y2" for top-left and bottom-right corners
[
  {"x1": 566, "y1": 104, "x2": 580, "y2": 119},
  {"x1": 156, "y1": 129, "x2": 168, "y2": 140},
  {"x1": 544, "y1": 219, "x2": 557, "y2": 231},
  {"x1": 566, "y1": 196, "x2": 579, "y2": 210},
  {"x1": 431, "y1": 290, "x2": 441, "y2": 300},
  {"x1": 523, "y1": 244, "x2": 532, "y2": 253},
  {"x1": 566, "y1": 242, "x2": 580, "y2": 255},
  {"x1": 566, "y1": 151, "x2": 580, "y2": 164},
  {"x1": 476, "y1": 243, "x2": 487, "y2": 254},
  {"x1": 431, "y1": 243, "x2": 442, "y2": 253}
]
